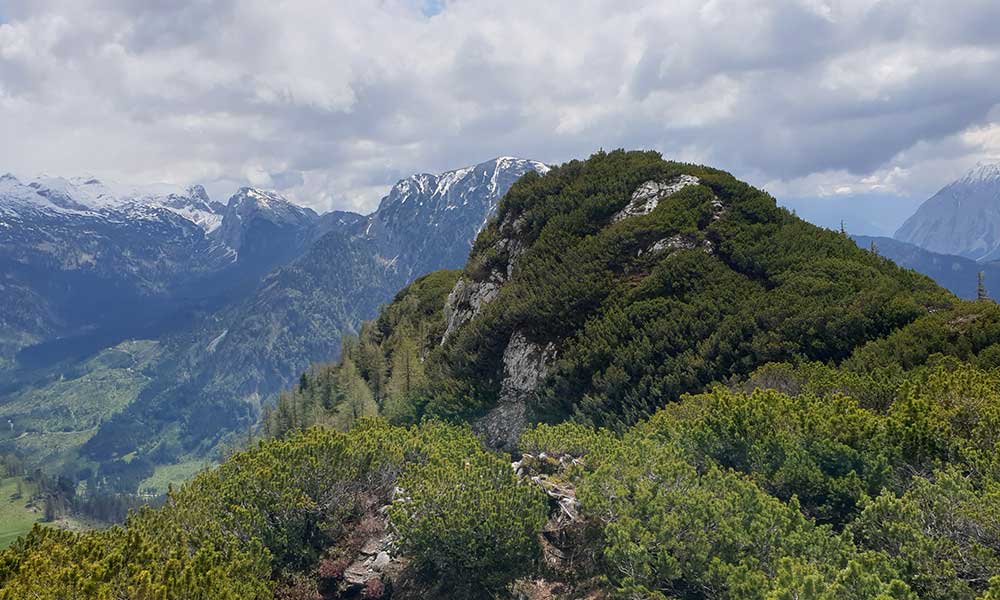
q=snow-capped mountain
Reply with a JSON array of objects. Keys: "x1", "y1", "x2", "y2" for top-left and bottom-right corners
[
  {"x1": 0, "y1": 176, "x2": 327, "y2": 372},
  {"x1": 361, "y1": 157, "x2": 549, "y2": 277},
  {"x1": 0, "y1": 173, "x2": 227, "y2": 232},
  {"x1": 894, "y1": 163, "x2": 1000, "y2": 261},
  {"x1": 214, "y1": 187, "x2": 320, "y2": 258}
]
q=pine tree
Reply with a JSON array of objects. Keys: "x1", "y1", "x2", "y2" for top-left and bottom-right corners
[
  {"x1": 840, "y1": 220, "x2": 847, "y2": 236},
  {"x1": 359, "y1": 338, "x2": 387, "y2": 405},
  {"x1": 978, "y1": 271, "x2": 989, "y2": 301},
  {"x1": 869, "y1": 240, "x2": 878, "y2": 256},
  {"x1": 384, "y1": 334, "x2": 425, "y2": 423},
  {"x1": 338, "y1": 357, "x2": 377, "y2": 426}
]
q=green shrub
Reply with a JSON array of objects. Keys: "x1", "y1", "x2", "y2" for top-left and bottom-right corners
[{"x1": 391, "y1": 438, "x2": 547, "y2": 597}]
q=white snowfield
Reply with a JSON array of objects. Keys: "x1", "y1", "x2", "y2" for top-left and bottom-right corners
[{"x1": 0, "y1": 173, "x2": 224, "y2": 232}]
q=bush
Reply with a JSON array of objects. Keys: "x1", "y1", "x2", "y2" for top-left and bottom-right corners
[{"x1": 391, "y1": 440, "x2": 547, "y2": 597}]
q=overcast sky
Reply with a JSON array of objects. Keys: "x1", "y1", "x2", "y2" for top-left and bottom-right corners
[{"x1": 2, "y1": 0, "x2": 999, "y2": 215}]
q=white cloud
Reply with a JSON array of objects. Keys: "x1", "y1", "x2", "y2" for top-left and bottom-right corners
[{"x1": 0, "y1": 0, "x2": 998, "y2": 213}]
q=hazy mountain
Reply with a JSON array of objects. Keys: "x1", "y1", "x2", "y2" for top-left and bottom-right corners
[
  {"x1": 0, "y1": 157, "x2": 548, "y2": 482},
  {"x1": 854, "y1": 235, "x2": 1000, "y2": 300},
  {"x1": 895, "y1": 163, "x2": 1000, "y2": 261},
  {"x1": 778, "y1": 193, "x2": 924, "y2": 237}
]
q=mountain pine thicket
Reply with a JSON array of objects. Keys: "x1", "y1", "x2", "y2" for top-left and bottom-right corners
[{"x1": 4, "y1": 151, "x2": 1000, "y2": 599}]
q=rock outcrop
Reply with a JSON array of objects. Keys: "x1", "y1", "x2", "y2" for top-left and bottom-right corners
[
  {"x1": 442, "y1": 209, "x2": 531, "y2": 341},
  {"x1": 612, "y1": 174, "x2": 701, "y2": 222},
  {"x1": 475, "y1": 331, "x2": 557, "y2": 450}
]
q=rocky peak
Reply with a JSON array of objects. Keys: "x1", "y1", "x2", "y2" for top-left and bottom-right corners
[
  {"x1": 223, "y1": 187, "x2": 317, "y2": 228},
  {"x1": 895, "y1": 162, "x2": 1000, "y2": 261},
  {"x1": 213, "y1": 188, "x2": 318, "y2": 258},
  {"x1": 360, "y1": 156, "x2": 548, "y2": 282}
]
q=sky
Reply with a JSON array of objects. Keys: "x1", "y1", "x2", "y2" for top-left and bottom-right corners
[{"x1": 1, "y1": 0, "x2": 999, "y2": 219}]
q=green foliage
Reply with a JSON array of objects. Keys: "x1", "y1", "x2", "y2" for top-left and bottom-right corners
[
  {"x1": 0, "y1": 419, "x2": 548, "y2": 598},
  {"x1": 572, "y1": 433, "x2": 911, "y2": 600},
  {"x1": 885, "y1": 363, "x2": 1000, "y2": 482},
  {"x1": 361, "y1": 150, "x2": 948, "y2": 432},
  {"x1": 0, "y1": 515, "x2": 273, "y2": 600},
  {"x1": 740, "y1": 361, "x2": 903, "y2": 412},
  {"x1": 263, "y1": 270, "x2": 461, "y2": 435},
  {"x1": 645, "y1": 387, "x2": 890, "y2": 525},
  {"x1": 843, "y1": 300, "x2": 1000, "y2": 373},
  {"x1": 849, "y1": 468, "x2": 1000, "y2": 600},
  {"x1": 391, "y1": 430, "x2": 547, "y2": 597}
]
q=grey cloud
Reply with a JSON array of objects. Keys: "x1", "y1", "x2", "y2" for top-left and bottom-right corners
[
  {"x1": 269, "y1": 170, "x2": 305, "y2": 190},
  {"x1": 0, "y1": 0, "x2": 998, "y2": 213}
]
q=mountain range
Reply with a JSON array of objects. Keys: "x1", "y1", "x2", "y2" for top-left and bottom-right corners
[
  {"x1": 0, "y1": 157, "x2": 547, "y2": 485},
  {"x1": 6, "y1": 153, "x2": 1000, "y2": 600},
  {"x1": 4, "y1": 154, "x2": 1000, "y2": 490}
]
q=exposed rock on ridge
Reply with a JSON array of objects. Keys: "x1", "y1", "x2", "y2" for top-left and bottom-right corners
[
  {"x1": 474, "y1": 331, "x2": 557, "y2": 451},
  {"x1": 442, "y1": 209, "x2": 532, "y2": 342},
  {"x1": 612, "y1": 174, "x2": 700, "y2": 221}
]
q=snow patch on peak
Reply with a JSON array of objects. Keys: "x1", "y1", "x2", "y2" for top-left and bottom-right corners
[
  {"x1": 959, "y1": 163, "x2": 1000, "y2": 185},
  {"x1": 0, "y1": 174, "x2": 230, "y2": 231},
  {"x1": 435, "y1": 166, "x2": 474, "y2": 198},
  {"x1": 227, "y1": 187, "x2": 317, "y2": 226}
]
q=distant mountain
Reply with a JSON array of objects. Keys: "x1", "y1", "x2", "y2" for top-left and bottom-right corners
[
  {"x1": 895, "y1": 163, "x2": 1000, "y2": 261},
  {"x1": 853, "y1": 235, "x2": 1000, "y2": 300},
  {"x1": 360, "y1": 157, "x2": 550, "y2": 279},
  {"x1": 0, "y1": 157, "x2": 548, "y2": 484},
  {"x1": 0, "y1": 175, "x2": 233, "y2": 371}
]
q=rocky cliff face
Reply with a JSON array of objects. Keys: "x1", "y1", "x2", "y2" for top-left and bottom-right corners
[
  {"x1": 895, "y1": 163, "x2": 1000, "y2": 261},
  {"x1": 474, "y1": 331, "x2": 557, "y2": 450}
]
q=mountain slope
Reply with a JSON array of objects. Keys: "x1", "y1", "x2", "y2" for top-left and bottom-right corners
[
  {"x1": 854, "y1": 235, "x2": 1000, "y2": 300},
  {"x1": 317, "y1": 151, "x2": 950, "y2": 450},
  {"x1": 895, "y1": 163, "x2": 1000, "y2": 261},
  {"x1": 359, "y1": 157, "x2": 550, "y2": 279},
  {"x1": 80, "y1": 233, "x2": 399, "y2": 461}
]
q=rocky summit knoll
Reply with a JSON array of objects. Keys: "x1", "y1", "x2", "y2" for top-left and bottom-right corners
[{"x1": 281, "y1": 149, "x2": 949, "y2": 454}]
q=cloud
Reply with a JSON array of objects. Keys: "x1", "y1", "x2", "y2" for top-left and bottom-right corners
[{"x1": 0, "y1": 0, "x2": 998, "y2": 213}]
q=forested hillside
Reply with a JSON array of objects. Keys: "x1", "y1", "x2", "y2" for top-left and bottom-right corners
[
  {"x1": 5, "y1": 151, "x2": 1000, "y2": 599},
  {"x1": 269, "y1": 151, "x2": 949, "y2": 445}
]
